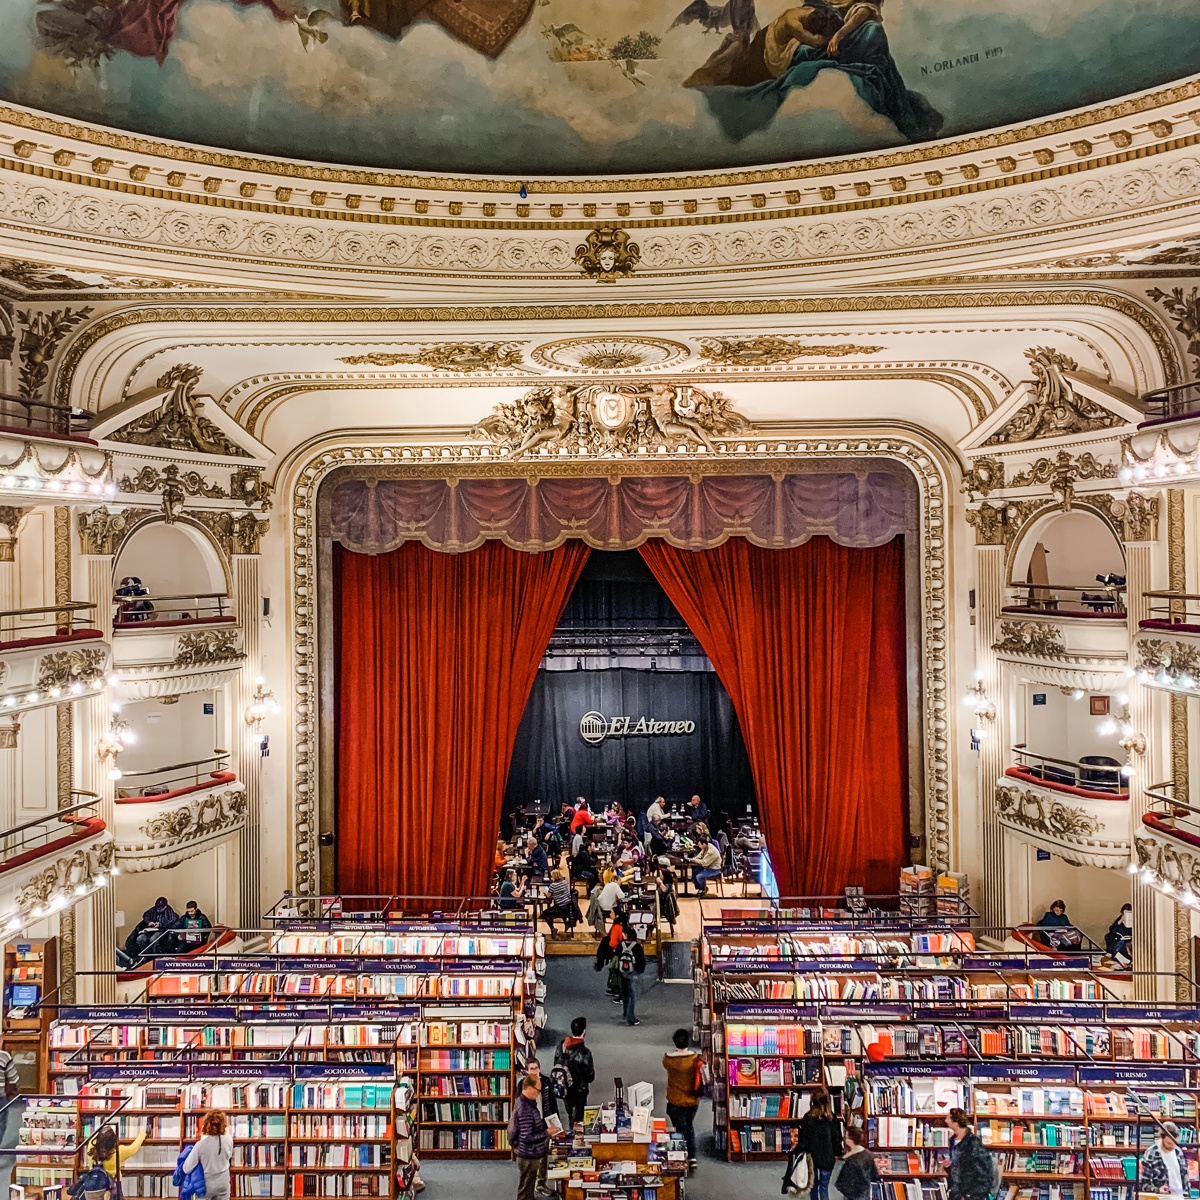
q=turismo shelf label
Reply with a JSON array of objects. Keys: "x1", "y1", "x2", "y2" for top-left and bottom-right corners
[
  {"x1": 972, "y1": 1063, "x2": 1077, "y2": 1082},
  {"x1": 865, "y1": 1063, "x2": 967, "y2": 1077},
  {"x1": 1078, "y1": 1065, "x2": 1188, "y2": 1086}
]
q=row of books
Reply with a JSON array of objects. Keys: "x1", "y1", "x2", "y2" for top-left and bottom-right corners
[
  {"x1": 728, "y1": 1091, "x2": 814, "y2": 1119},
  {"x1": 146, "y1": 974, "x2": 518, "y2": 999},
  {"x1": 728, "y1": 1056, "x2": 820, "y2": 1087},
  {"x1": 269, "y1": 935, "x2": 535, "y2": 957}
]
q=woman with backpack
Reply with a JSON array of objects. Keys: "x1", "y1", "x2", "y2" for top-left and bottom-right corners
[{"x1": 182, "y1": 1111, "x2": 233, "y2": 1200}]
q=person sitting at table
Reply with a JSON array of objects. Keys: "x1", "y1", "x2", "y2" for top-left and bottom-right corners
[
  {"x1": 646, "y1": 796, "x2": 667, "y2": 828},
  {"x1": 690, "y1": 837, "x2": 724, "y2": 897},
  {"x1": 571, "y1": 837, "x2": 600, "y2": 892},
  {"x1": 526, "y1": 837, "x2": 549, "y2": 880},
  {"x1": 596, "y1": 874, "x2": 628, "y2": 921},
  {"x1": 498, "y1": 869, "x2": 528, "y2": 910},
  {"x1": 543, "y1": 868, "x2": 580, "y2": 939},
  {"x1": 687, "y1": 794, "x2": 709, "y2": 827},
  {"x1": 494, "y1": 839, "x2": 509, "y2": 872},
  {"x1": 618, "y1": 833, "x2": 644, "y2": 867},
  {"x1": 570, "y1": 799, "x2": 595, "y2": 835}
]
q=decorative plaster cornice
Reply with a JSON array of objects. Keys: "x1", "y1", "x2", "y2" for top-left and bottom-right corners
[
  {"x1": 1, "y1": 79, "x2": 1198, "y2": 194},
  {"x1": 286, "y1": 428, "x2": 955, "y2": 896},
  {"x1": 50, "y1": 292, "x2": 1183, "y2": 410}
]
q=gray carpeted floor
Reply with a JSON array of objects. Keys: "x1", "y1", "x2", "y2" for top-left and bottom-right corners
[{"x1": 419, "y1": 954, "x2": 780, "y2": 1198}]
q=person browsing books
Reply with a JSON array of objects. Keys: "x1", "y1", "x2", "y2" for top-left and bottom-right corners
[
  {"x1": 555, "y1": 1018, "x2": 595, "y2": 1127},
  {"x1": 183, "y1": 1111, "x2": 233, "y2": 1200},
  {"x1": 521, "y1": 1059, "x2": 561, "y2": 1195},
  {"x1": 835, "y1": 1126, "x2": 879, "y2": 1200},
  {"x1": 946, "y1": 1109, "x2": 995, "y2": 1200},
  {"x1": 798, "y1": 1090, "x2": 842, "y2": 1200},
  {"x1": 662, "y1": 1029, "x2": 702, "y2": 1170},
  {"x1": 1142, "y1": 1121, "x2": 1189, "y2": 1196}
]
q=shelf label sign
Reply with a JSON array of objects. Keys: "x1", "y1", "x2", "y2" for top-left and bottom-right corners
[
  {"x1": 866, "y1": 1063, "x2": 967, "y2": 1077},
  {"x1": 154, "y1": 1005, "x2": 239, "y2": 1023},
  {"x1": 295, "y1": 1063, "x2": 394, "y2": 1079},
  {"x1": 727, "y1": 1003, "x2": 819, "y2": 1019},
  {"x1": 971, "y1": 1063, "x2": 1076, "y2": 1082},
  {"x1": 1010, "y1": 1003, "x2": 1106, "y2": 1021},
  {"x1": 1107, "y1": 1006, "x2": 1200, "y2": 1023},
  {"x1": 91, "y1": 1064, "x2": 190, "y2": 1080},
  {"x1": 1078, "y1": 1066, "x2": 1187, "y2": 1085},
  {"x1": 194, "y1": 1064, "x2": 292, "y2": 1080}
]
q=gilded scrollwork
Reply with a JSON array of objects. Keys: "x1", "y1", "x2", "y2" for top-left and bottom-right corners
[
  {"x1": 77, "y1": 507, "x2": 154, "y2": 556},
  {"x1": 1136, "y1": 637, "x2": 1200, "y2": 678},
  {"x1": 337, "y1": 343, "x2": 524, "y2": 371},
  {"x1": 1090, "y1": 491, "x2": 1160, "y2": 543},
  {"x1": 574, "y1": 226, "x2": 640, "y2": 283},
  {"x1": 15, "y1": 838, "x2": 115, "y2": 909},
  {"x1": 962, "y1": 458, "x2": 1005, "y2": 499},
  {"x1": 120, "y1": 464, "x2": 227, "y2": 500},
  {"x1": 173, "y1": 629, "x2": 241, "y2": 667},
  {"x1": 1147, "y1": 286, "x2": 1200, "y2": 374},
  {"x1": 474, "y1": 381, "x2": 747, "y2": 457},
  {"x1": 36, "y1": 647, "x2": 108, "y2": 690},
  {"x1": 995, "y1": 785, "x2": 1102, "y2": 840},
  {"x1": 230, "y1": 468, "x2": 273, "y2": 511},
  {"x1": 193, "y1": 510, "x2": 270, "y2": 556},
  {"x1": 696, "y1": 337, "x2": 885, "y2": 366},
  {"x1": 15, "y1": 306, "x2": 93, "y2": 399},
  {"x1": 993, "y1": 620, "x2": 1067, "y2": 659},
  {"x1": 984, "y1": 348, "x2": 1126, "y2": 445},
  {"x1": 108, "y1": 364, "x2": 250, "y2": 457},
  {"x1": 138, "y1": 787, "x2": 247, "y2": 845},
  {"x1": 1008, "y1": 449, "x2": 1119, "y2": 510}
]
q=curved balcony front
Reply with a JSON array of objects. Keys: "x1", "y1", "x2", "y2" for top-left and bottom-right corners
[
  {"x1": 996, "y1": 748, "x2": 1131, "y2": 870},
  {"x1": 0, "y1": 393, "x2": 113, "y2": 503},
  {"x1": 1134, "y1": 782, "x2": 1200, "y2": 896},
  {"x1": 1135, "y1": 594, "x2": 1200, "y2": 696},
  {"x1": 113, "y1": 754, "x2": 246, "y2": 871},
  {"x1": 110, "y1": 595, "x2": 243, "y2": 699},
  {"x1": 0, "y1": 794, "x2": 115, "y2": 928},
  {"x1": 0, "y1": 604, "x2": 111, "y2": 716},
  {"x1": 993, "y1": 601, "x2": 1128, "y2": 693}
]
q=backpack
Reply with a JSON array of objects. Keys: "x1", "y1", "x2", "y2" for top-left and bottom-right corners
[
  {"x1": 617, "y1": 940, "x2": 636, "y2": 977},
  {"x1": 551, "y1": 1058, "x2": 571, "y2": 1099}
]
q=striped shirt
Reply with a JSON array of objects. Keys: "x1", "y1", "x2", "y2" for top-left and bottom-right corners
[
  {"x1": 0, "y1": 1051, "x2": 19, "y2": 1091},
  {"x1": 548, "y1": 879, "x2": 573, "y2": 907}
]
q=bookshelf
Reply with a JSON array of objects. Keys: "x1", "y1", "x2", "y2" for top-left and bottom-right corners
[{"x1": 5, "y1": 937, "x2": 57, "y2": 1092}]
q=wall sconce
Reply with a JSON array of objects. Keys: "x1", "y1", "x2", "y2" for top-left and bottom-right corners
[
  {"x1": 244, "y1": 676, "x2": 280, "y2": 745},
  {"x1": 963, "y1": 673, "x2": 995, "y2": 741},
  {"x1": 96, "y1": 703, "x2": 135, "y2": 781}
]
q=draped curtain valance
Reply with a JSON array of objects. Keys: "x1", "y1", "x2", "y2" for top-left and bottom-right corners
[{"x1": 329, "y1": 470, "x2": 914, "y2": 554}]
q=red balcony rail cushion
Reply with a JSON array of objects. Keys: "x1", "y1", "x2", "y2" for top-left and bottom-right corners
[
  {"x1": 113, "y1": 615, "x2": 237, "y2": 630},
  {"x1": 0, "y1": 628, "x2": 104, "y2": 653},
  {"x1": 1004, "y1": 765, "x2": 1129, "y2": 802},
  {"x1": 1139, "y1": 618, "x2": 1200, "y2": 635},
  {"x1": 0, "y1": 815, "x2": 107, "y2": 876},
  {"x1": 115, "y1": 771, "x2": 238, "y2": 805},
  {"x1": 0, "y1": 425, "x2": 98, "y2": 446},
  {"x1": 1143, "y1": 811, "x2": 1200, "y2": 850}
]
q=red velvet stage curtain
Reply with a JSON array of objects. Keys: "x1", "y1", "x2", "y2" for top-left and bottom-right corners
[
  {"x1": 335, "y1": 539, "x2": 590, "y2": 901},
  {"x1": 638, "y1": 536, "x2": 908, "y2": 898}
]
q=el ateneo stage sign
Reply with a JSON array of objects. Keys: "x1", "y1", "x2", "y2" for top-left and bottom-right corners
[
  {"x1": 579, "y1": 711, "x2": 696, "y2": 745},
  {"x1": 505, "y1": 666, "x2": 754, "y2": 816}
]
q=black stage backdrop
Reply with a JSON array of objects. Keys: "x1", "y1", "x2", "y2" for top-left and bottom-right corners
[{"x1": 503, "y1": 666, "x2": 756, "y2": 827}]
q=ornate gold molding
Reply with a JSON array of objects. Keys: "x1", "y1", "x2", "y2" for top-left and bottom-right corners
[
  {"x1": 78, "y1": 507, "x2": 155, "y2": 556},
  {"x1": 16, "y1": 307, "x2": 92, "y2": 399},
  {"x1": 966, "y1": 500, "x2": 1046, "y2": 548},
  {"x1": 0, "y1": 505, "x2": 30, "y2": 561},
  {"x1": 192, "y1": 511, "x2": 270, "y2": 557},
  {"x1": 993, "y1": 620, "x2": 1068, "y2": 659},
  {"x1": 51, "y1": 292, "x2": 1184, "y2": 410},
  {"x1": 996, "y1": 784, "x2": 1102, "y2": 839},
  {"x1": 37, "y1": 647, "x2": 108, "y2": 690},
  {"x1": 336, "y1": 343, "x2": 523, "y2": 371},
  {"x1": 108, "y1": 364, "x2": 250, "y2": 457},
  {"x1": 173, "y1": 629, "x2": 241, "y2": 667},
  {"x1": 697, "y1": 337, "x2": 885, "y2": 366},
  {"x1": 1008, "y1": 449, "x2": 1120, "y2": 509},
  {"x1": 574, "y1": 227, "x2": 639, "y2": 283}
]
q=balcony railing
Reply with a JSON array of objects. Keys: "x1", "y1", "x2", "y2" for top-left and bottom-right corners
[
  {"x1": 0, "y1": 792, "x2": 104, "y2": 869},
  {"x1": 0, "y1": 392, "x2": 92, "y2": 440},
  {"x1": 1010, "y1": 745, "x2": 1128, "y2": 796},
  {"x1": 1141, "y1": 590, "x2": 1200, "y2": 633},
  {"x1": 1138, "y1": 381, "x2": 1200, "y2": 428},
  {"x1": 0, "y1": 602, "x2": 100, "y2": 650},
  {"x1": 1004, "y1": 579, "x2": 1127, "y2": 617},
  {"x1": 112, "y1": 592, "x2": 232, "y2": 629},
  {"x1": 1143, "y1": 782, "x2": 1200, "y2": 850},
  {"x1": 115, "y1": 753, "x2": 232, "y2": 800}
]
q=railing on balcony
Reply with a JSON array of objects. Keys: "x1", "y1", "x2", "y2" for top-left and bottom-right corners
[
  {"x1": 115, "y1": 752, "x2": 233, "y2": 800},
  {"x1": 112, "y1": 592, "x2": 233, "y2": 629},
  {"x1": 1011, "y1": 745, "x2": 1128, "y2": 795},
  {"x1": 0, "y1": 602, "x2": 100, "y2": 650},
  {"x1": 1138, "y1": 381, "x2": 1200, "y2": 428},
  {"x1": 1143, "y1": 781, "x2": 1200, "y2": 850},
  {"x1": 0, "y1": 392, "x2": 92, "y2": 439},
  {"x1": 0, "y1": 792, "x2": 104, "y2": 869},
  {"x1": 1141, "y1": 590, "x2": 1200, "y2": 633},
  {"x1": 1004, "y1": 578, "x2": 1127, "y2": 617}
]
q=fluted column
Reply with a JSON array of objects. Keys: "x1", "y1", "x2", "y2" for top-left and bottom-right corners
[
  {"x1": 976, "y1": 543, "x2": 1008, "y2": 934},
  {"x1": 0, "y1": 509, "x2": 29, "y2": 830},
  {"x1": 1125, "y1": 540, "x2": 1158, "y2": 998},
  {"x1": 53, "y1": 507, "x2": 77, "y2": 1004},
  {"x1": 233, "y1": 556, "x2": 262, "y2": 929}
]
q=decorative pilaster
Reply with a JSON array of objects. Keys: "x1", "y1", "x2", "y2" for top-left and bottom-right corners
[
  {"x1": 53, "y1": 507, "x2": 77, "y2": 1004},
  {"x1": 0, "y1": 511, "x2": 23, "y2": 827},
  {"x1": 1168, "y1": 489, "x2": 1193, "y2": 1000},
  {"x1": 80, "y1": 554, "x2": 116, "y2": 1002},
  {"x1": 977, "y1": 543, "x2": 1008, "y2": 932},
  {"x1": 233, "y1": 556, "x2": 262, "y2": 928},
  {"x1": 1125, "y1": 540, "x2": 1158, "y2": 999}
]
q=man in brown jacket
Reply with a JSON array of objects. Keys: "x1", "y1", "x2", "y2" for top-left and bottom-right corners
[{"x1": 662, "y1": 1028, "x2": 701, "y2": 1169}]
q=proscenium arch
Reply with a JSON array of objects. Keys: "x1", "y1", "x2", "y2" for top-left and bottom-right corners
[{"x1": 279, "y1": 421, "x2": 959, "y2": 898}]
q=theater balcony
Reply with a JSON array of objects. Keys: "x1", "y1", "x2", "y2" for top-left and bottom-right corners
[
  {"x1": 996, "y1": 747, "x2": 1131, "y2": 870},
  {"x1": 1134, "y1": 782, "x2": 1200, "y2": 898},
  {"x1": 993, "y1": 582, "x2": 1129, "y2": 693},
  {"x1": 0, "y1": 603, "x2": 112, "y2": 716},
  {"x1": 112, "y1": 753, "x2": 246, "y2": 872},
  {"x1": 1122, "y1": 382, "x2": 1200, "y2": 485},
  {"x1": 110, "y1": 593, "x2": 244, "y2": 700},
  {"x1": 1134, "y1": 593, "x2": 1200, "y2": 696},
  {"x1": 0, "y1": 392, "x2": 114, "y2": 502},
  {"x1": 0, "y1": 793, "x2": 116, "y2": 930}
]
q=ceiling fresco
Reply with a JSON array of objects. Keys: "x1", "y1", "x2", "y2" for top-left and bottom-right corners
[{"x1": 0, "y1": 0, "x2": 1198, "y2": 176}]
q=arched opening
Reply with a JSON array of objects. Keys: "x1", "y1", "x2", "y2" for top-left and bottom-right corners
[
  {"x1": 113, "y1": 521, "x2": 230, "y2": 625},
  {"x1": 1007, "y1": 509, "x2": 1126, "y2": 616}
]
